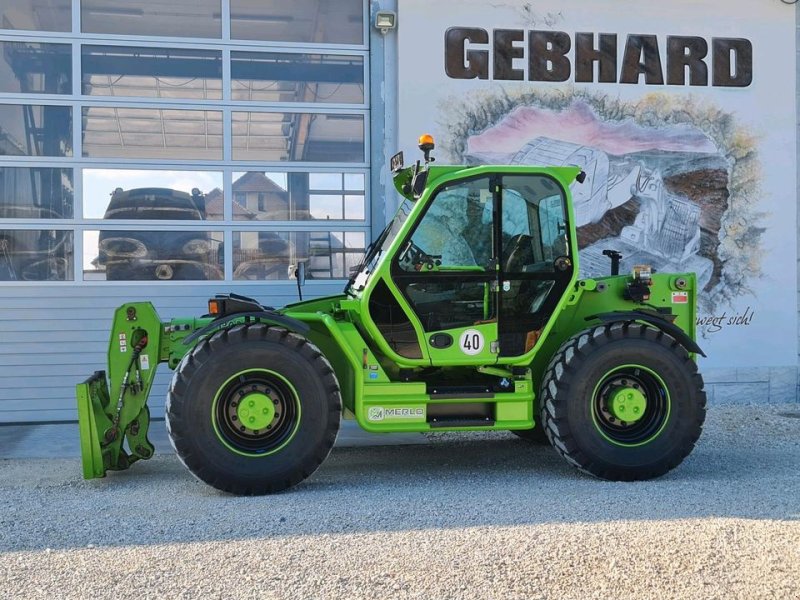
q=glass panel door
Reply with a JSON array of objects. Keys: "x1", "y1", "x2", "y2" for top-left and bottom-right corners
[
  {"x1": 499, "y1": 174, "x2": 573, "y2": 357},
  {"x1": 392, "y1": 176, "x2": 498, "y2": 365}
]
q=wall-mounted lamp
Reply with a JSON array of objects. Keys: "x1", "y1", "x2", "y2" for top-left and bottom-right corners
[{"x1": 374, "y1": 11, "x2": 397, "y2": 34}]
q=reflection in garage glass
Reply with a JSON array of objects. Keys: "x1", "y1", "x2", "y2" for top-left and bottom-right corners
[
  {"x1": 233, "y1": 230, "x2": 365, "y2": 280},
  {"x1": 0, "y1": 0, "x2": 370, "y2": 285},
  {"x1": 81, "y1": 0, "x2": 221, "y2": 38},
  {"x1": 232, "y1": 112, "x2": 364, "y2": 162},
  {"x1": 0, "y1": 104, "x2": 72, "y2": 156},
  {"x1": 232, "y1": 171, "x2": 365, "y2": 221},
  {"x1": 230, "y1": 0, "x2": 363, "y2": 45},
  {"x1": 231, "y1": 52, "x2": 364, "y2": 104},
  {"x1": 82, "y1": 107, "x2": 222, "y2": 160},
  {"x1": 82, "y1": 46, "x2": 223, "y2": 100},
  {"x1": 0, "y1": 229, "x2": 73, "y2": 281},
  {"x1": 0, "y1": 41, "x2": 71, "y2": 94},
  {"x1": 84, "y1": 230, "x2": 223, "y2": 281},
  {"x1": 0, "y1": 167, "x2": 73, "y2": 219},
  {"x1": 82, "y1": 169, "x2": 223, "y2": 220},
  {"x1": 0, "y1": 0, "x2": 72, "y2": 32}
]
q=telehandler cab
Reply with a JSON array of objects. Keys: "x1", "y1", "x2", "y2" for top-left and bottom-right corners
[{"x1": 77, "y1": 135, "x2": 706, "y2": 495}]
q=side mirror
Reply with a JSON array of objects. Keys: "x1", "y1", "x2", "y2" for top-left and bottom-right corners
[
  {"x1": 289, "y1": 262, "x2": 306, "y2": 301},
  {"x1": 289, "y1": 262, "x2": 306, "y2": 286}
]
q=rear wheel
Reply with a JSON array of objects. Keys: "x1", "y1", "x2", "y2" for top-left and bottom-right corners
[
  {"x1": 166, "y1": 324, "x2": 340, "y2": 495},
  {"x1": 540, "y1": 322, "x2": 705, "y2": 481}
]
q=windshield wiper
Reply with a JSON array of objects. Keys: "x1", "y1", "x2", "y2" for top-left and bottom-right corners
[{"x1": 344, "y1": 221, "x2": 392, "y2": 294}]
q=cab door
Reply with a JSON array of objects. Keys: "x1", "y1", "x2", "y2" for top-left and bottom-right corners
[
  {"x1": 389, "y1": 175, "x2": 499, "y2": 366},
  {"x1": 497, "y1": 174, "x2": 574, "y2": 358}
]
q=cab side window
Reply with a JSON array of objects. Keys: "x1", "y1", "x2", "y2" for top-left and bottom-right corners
[{"x1": 501, "y1": 176, "x2": 568, "y2": 274}]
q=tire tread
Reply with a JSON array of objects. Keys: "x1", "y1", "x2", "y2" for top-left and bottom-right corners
[
  {"x1": 166, "y1": 324, "x2": 341, "y2": 495},
  {"x1": 540, "y1": 323, "x2": 706, "y2": 481}
]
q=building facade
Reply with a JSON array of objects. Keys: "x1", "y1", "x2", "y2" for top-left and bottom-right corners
[{"x1": 0, "y1": 0, "x2": 797, "y2": 422}]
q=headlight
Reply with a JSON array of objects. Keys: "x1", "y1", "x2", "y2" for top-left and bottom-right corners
[
  {"x1": 99, "y1": 237, "x2": 148, "y2": 258},
  {"x1": 182, "y1": 239, "x2": 212, "y2": 256}
]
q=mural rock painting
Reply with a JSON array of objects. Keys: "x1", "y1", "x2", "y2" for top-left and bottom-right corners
[{"x1": 440, "y1": 93, "x2": 756, "y2": 316}]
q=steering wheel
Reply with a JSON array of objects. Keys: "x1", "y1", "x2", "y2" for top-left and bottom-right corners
[{"x1": 401, "y1": 240, "x2": 440, "y2": 271}]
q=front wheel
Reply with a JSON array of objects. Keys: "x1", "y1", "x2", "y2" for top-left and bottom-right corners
[
  {"x1": 166, "y1": 324, "x2": 341, "y2": 495},
  {"x1": 540, "y1": 322, "x2": 706, "y2": 481}
]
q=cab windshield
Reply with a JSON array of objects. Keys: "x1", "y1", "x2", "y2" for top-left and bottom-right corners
[{"x1": 345, "y1": 196, "x2": 415, "y2": 294}]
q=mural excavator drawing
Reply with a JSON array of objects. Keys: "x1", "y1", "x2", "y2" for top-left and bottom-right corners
[{"x1": 466, "y1": 137, "x2": 714, "y2": 290}]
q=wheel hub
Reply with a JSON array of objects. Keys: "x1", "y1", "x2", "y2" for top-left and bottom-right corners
[
  {"x1": 214, "y1": 369, "x2": 299, "y2": 455},
  {"x1": 591, "y1": 366, "x2": 671, "y2": 447},
  {"x1": 236, "y1": 392, "x2": 276, "y2": 432},
  {"x1": 608, "y1": 387, "x2": 647, "y2": 423},
  {"x1": 226, "y1": 381, "x2": 284, "y2": 438}
]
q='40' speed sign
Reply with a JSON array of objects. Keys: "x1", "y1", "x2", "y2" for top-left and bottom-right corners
[{"x1": 459, "y1": 329, "x2": 484, "y2": 355}]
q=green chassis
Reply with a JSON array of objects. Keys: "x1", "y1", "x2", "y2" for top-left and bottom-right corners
[{"x1": 76, "y1": 163, "x2": 700, "y2": 479}]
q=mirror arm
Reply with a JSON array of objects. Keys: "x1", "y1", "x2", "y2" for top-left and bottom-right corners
[{"x1": 289, "y1": 262, "x2": 306, "y2": 301}]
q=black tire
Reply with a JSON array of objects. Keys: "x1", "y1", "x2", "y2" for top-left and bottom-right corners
[
  {"x1": 540, "y1": 322, "x2": 706, "y2": 481},
  {"x1": 166, "y1": 324, "x2": 341, "y2": 495},
  {"x1": 511, "y1": 421, "x2": 549, "y2": 444}
]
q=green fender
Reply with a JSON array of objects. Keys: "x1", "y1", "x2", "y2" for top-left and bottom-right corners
[
  {"x1": 587, "y1": 310, "x2": 705, "y2": 357},
  {"x1": 181, "y1": 311, "x2": 310, "y2": 347}
]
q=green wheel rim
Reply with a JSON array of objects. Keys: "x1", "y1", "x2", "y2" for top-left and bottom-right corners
[
  {"x1": 211, "y1": 369, "x2": 301, "y2": 457},
  {"x1": 590, "y1": 364, "x2": 671, "y2": 447}
]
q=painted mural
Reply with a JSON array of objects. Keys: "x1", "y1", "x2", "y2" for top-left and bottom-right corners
[
  {"x1": 438, "y1": 90, "x2": 760, "y2": 316},
  {"x1": 398, "y1": 0, "x2": 797, "y2": 366}
]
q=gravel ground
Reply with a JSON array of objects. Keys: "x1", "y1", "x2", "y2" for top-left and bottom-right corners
[{"x1": 1, "y1": 403, "x2": 799, "y2": 600}]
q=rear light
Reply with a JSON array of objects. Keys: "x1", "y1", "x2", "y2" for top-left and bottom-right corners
[{"x1": 208, "y1": 299, "x2": 220, "y2": 316}]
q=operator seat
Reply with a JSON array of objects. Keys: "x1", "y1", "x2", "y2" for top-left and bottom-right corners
[{"x1": 502, "y1": 233, "x2": 556, "y2": 318}]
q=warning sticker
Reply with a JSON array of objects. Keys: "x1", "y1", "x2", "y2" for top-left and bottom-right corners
[
  {"x1": 672, "y1": 292, "x2": 689, "y2": 304},
  {"x1": 140, "y1": 355, "x2": 150, "y2": 370}
]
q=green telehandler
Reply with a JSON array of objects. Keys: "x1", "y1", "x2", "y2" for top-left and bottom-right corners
[{"x1": 76, "y1": 135, "x2": 706, "y2": 495}]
